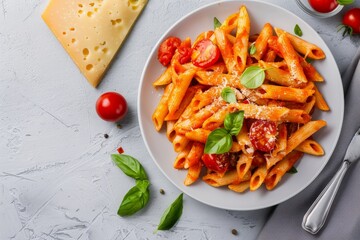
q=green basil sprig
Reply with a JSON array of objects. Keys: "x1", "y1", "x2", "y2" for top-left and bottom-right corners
[
  {"x1": 294, "y1": 24, "x2": 303, "y2": 37},
  {"x1": 221, "y1": 87, "x2": 237, "y2": 103},
  {"x1": 118, "y1": 180, "x2": 150, "y2": 216},
  {"x1": 240, "y1": 66, "x2": 266, "y2": 89},
  {"x1": 214, "y1": 17, "x2": 221, "y2": 29},
  {"x1": 112, "y1": 154, "x2": 150, "y2": 216},
  {"x1": 224, "y1": 111, "x2": 244, "y2": 136},
  {"x1": 204, "y1": 111, "x2": 244, "y2": 154},
  {"x1": 337, "y1": 0, "x2": 354, "y2": 4},
  {"x1": 249, "y1": 43, "x2": 256, "y2": 55},
  {"x1": 111, "y1": 154, "x2": 148, "y2": 180},
  {"x1": 157, "y1": 193, "x2": 183, "y2": 230}
]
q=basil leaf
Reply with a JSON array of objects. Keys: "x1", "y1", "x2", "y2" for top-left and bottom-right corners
[
  {"x1": 157, "y1": 193, "x2": 183, "y2": 230},
  {"x1": 214, "y1": 17, "x2": 221, "y2": 29},
  {"x1": 294, "y1": 24, "x2": 303, "y2": 37},
  {"x1": 305, "y1": 58, "x2": 313, "y2": 63},
  {"x1": 224, "y1": 111, "x2": 244, "y2": 136},
  {"x1": 287, "y1": 166, "x2": 298, "y2": 174},
  {"x1": 204, "y1": 128, "x2": 232, "y2": 154},
  {"x1": 249, "y1": 43, "x2": 256, "y2": 55},
  {"x1": 221, "y1": 87, "x2": 237, "y2": 103},
  {"x1": 111, "y1": 154, "x2": 148, "y2": 180},
  {"x1": 118, "y1": 180, "x2": 150, "y2": 216},
  {"x1": 337, "y1": 0, "x2": 354, "y2": 5},
  {"x1": 240, "y1": 66, "x2": 266, "y2": 89}
]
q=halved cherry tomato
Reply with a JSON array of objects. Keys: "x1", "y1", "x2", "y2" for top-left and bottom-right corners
[
  {"x1": 96, "y1": 92, "x2": 128, "y2": 122},
  {"x1": 158, "y1": 37, "x2": 181, "y2": 66},
  {"x1": 249, "y1": 120, "x2": 277, "y2": 152},
  {"x1": 308, "y1": 0, "x2": 338, "y2": 13},
  {"x1": 202, "y1": 152, "x2": 238, "y2": 174},
  {"x1": 191, "y1": 39, "x2": 220, "y2": 68}
]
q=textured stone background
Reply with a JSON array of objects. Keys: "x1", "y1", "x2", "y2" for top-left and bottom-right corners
[{"x1": 1, "y1": 0, "x2": 359, "y2": 239}]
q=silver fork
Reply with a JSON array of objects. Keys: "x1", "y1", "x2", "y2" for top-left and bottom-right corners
[{"x1": 302, "y1": 127, "x2": 360, "y2": 234}]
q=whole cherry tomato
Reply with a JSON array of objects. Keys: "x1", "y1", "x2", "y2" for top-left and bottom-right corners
[
  {"x1": 157, "y1": 37, "x2": 181, "y2": 66},
  {"x1": 249, "y1": 120, "x2": 277, "y2": 152},
  {"x1": 308, "y1": 0, "x2": 338, "y2": 13},
  {"x1": 96, "y1": 92, "x2": 128, "y2": 122},
  {"x1": 202, "y1": 152, "x2": 238, "y2": 174},
  {"x1": 341, "y1": 8, "x2": 360, "y2": 36},
  {"x1": 191, "y1": 39, "x2": 220, "y2": 68}
]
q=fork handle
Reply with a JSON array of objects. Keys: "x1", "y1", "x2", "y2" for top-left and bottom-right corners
[{"x1": 302, "y1": 160, "x2": 350, "y2": 234}]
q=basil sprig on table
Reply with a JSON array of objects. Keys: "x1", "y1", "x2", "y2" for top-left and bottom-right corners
[
  {"x1": 157, "y1": 193, "x2": 184, "y2": 230},
  {"x1": 118, "y1": 180, "x2": 150, "y2": 216},
  {"x1": 221, "y1": 87, "x2": 237, "y2": 103},
  {"x1": 111, "y1": 154, "x2": 150, "y2": 216},
  {"x1": 214, "y1": 17, "x2": 221, "y2": 29},
  {"x1": 240, "y1": 66, "x2": 266, "y2": 89},
  {"x1": 294, "y1": 24, "x2": 303, "y2": 37},
  {"x1": 204, "y1": 111, "x2": 244, "y2": 154}
]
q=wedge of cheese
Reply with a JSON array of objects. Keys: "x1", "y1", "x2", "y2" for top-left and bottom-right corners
[{"x1": 42, "y1": 0, "x2": 148, "y2": 87}]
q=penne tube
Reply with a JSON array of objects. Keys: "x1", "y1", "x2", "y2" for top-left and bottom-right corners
[
  {"x1": 184, "y1": 142, "x2": 204, "y2": 169},
  {"x1": 153, "y1": 67, "x2": 172, "y2": 86},
  {"x1": 295, "y1": 139, "x2": 324, "y2": 156},
  {"x1": 152, "y1": 83, "x2": 174, "y2": 131},
  {"x1": 257, "y1": 84, "x2": 315, "y2": 103},
  {"x1": 165, "y1": 85, "x2": 202, "y2": 121},
  {"x1": 259, "y1": 60, "x2": 304, "y2": 87},
  {"x1": 274, "y1": 28, "x2": 325, "y2": 60},
  {"x1": 253, "y1": 23, "x2": 273, "y2": 60},
  {"x1": 173, "y1": 134, "x2": 190, "y2": 152},
  {"x1": 203, "y1": 170, "x2": 251, "y2": 187},
  {"x1": 215, "y1": 28, "x2": 239, "y2": 75},
  {"x1": 277, "y1": 33, "x2": 308, "y2": 83},
  {"x1": 233, "y1": 6, "x2": 250, "y2": 73},
  {"x1": 168, "y1": 68, "x2": 196, "y2": 116},
  {"x1": 313, "y1": 85, "x2": 330, "y2": 111},
  {"x1": 272, "y1": 123, "x2": 287, "y2": 157},
  {"x1": 265, "y1": 151, "x2": 303, "y2": 190},
  {"x1": 266, "y1": 120, "x2": 327, "y2": 168},
  {"x1": 236, "y1": 154, "x2": 253, "y2": 181},
  {"x1": 185, "y1": 128, "x2": 211, "y2": 143},
  {"x1": 173, "y1": 143, "x2": 192, "y2": 169},
  {"x1": 250, "y1": 164, "x2": 268, "y2": 191},
  {"x1": 184, "y1": 162, "x2": 202, "y2": 186},
  {"x1": 166, "y1": 120, "x2": 177, "y2": 142},
  {"x1": 299, "y1": 56, "x2": 324, "y2": 82},
  {"x1": 228, "y1": 181, "x2": 250, "y2": 193}
]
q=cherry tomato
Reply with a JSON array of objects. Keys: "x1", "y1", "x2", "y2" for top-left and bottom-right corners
[
  {"x1": 341, "y1": 8, "x2": 360, "y2": 36},
  {"x1": 308, "y1": 0, "x2": 338, "y2": 13},
  {"x1": 158, "y1": 37, "x2": 181, "y2": 66},
  {"x1": 191, "y1": 39, "x2": 220, "y2": 68},
  {"x1": 96, "y1": 92, "x2": 128, "y2": 122},
  {"x1": 202, "y1": 152, "x2": 238, "y2": 174},
  {"x1": 249, "y1": 120, "x2": 277, "y2": 152}
]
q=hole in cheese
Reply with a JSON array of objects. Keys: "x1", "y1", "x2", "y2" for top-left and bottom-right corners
[
  {"x1": 83, "y1": 48, "x2": 89, "y2": 56},
  {"x1": 89, "y1": 2, "x2": 95, "y2": 7},
  {"x1": 94, "y1": 46, "x2": 99, "y2": 51},
  {"x1": 71, "y1": 38, "x2": 76, "y2": 43},
  {"x1": 78, "y1": 10, "x2": 83, "y2": 14},
  {"x1": 102, "y1": 48, "x2": 108, "y2": 54},
  {"x1": 62, "y1": 32, "x2": 66, "y2": 35},
  {"x1": 78, "y1": 3, "x2": 83, "y2": 8},
  {"x1": 70, "y1": 27, "x2": 75, "y2": 31},
  {"x1": 87, "y1": 11, "x2": 93, "y2": 17},
  {"x1": 86, "y1": 64, "x2": 93, "y2": 70}
]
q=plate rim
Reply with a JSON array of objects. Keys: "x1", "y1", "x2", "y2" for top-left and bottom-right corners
[{"x1": 137, "y1": 0, "x2": 344, "y2": 210}]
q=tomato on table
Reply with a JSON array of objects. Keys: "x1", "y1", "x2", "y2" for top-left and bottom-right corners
[
  {"x1": 249, "y1": 120, "x2": 277, "y2": 152},
  {"x1": 96, "y1": 92, "x2": 128, "y2": 122},
  {"x1": 308, "y1": 0, "x2": 339, "y2": 13},
  {"x1": 341, "y1": 8, "x2": 360, "y2": 36},
  {"x1": 202, "y1": 152, "x2": 238, "y2": 174},
  {"x1": 157, "y1": 37, "x2": 181, "y2": 66},
  {"x1": 191, "y1": 39, "x2": 220, "y2": 68}
]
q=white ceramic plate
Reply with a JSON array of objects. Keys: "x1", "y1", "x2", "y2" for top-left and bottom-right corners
[{"x1": 138, "y1": 0, "x2": 344, "y2": 210}]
